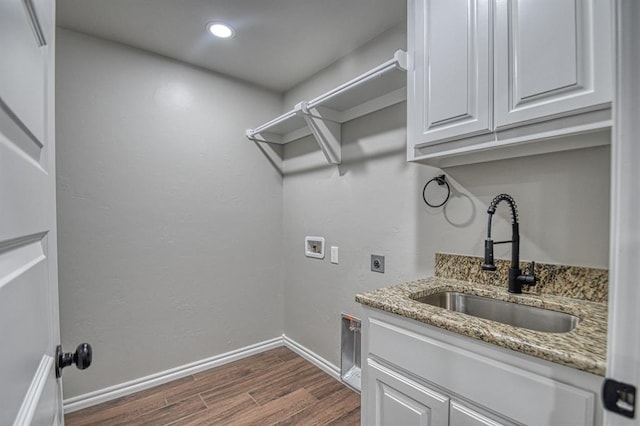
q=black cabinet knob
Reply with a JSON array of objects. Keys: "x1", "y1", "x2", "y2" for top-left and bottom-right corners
[{"x1": 56, "y1": 343, "x2": 92, "y2": 378}]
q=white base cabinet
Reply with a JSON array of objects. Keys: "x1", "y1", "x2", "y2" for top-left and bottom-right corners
[
  {"x1": 361, "y1": 307, "x2": 604, "y2": 426},
  {"x1": 368, "y1": 360, "x2": 450, "y2": 425},
  {"x1": 450, "y1": 400, "x2": 514, "y2": 426},
  {"x1": 367, "y1": 359, "x2": 517, "y2": 426}
]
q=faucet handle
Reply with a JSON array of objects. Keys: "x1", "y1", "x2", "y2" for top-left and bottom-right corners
[{"x1": 524, "y1": 261, "x2": 537, "y2": 284}]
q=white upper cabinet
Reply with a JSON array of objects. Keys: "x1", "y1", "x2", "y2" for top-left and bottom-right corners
[
  {"x1": 407, "y1": 0, "x2": 612, "y2": 166},
  {"x1": 409, "y1": 0, "x2": 491, "y2": 144},
  {"x1": 494, "y1": 0, "x2": 612, "y2": 128}
]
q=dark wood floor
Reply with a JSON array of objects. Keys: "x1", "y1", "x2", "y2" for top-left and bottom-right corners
[{"x1": 65, "y1": 347, "x2": 360, "y2": 425}]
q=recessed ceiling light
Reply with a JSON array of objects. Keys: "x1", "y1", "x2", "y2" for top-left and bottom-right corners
[{"x1": 207, "y1": 22, "x2": 235, "y2": 39}]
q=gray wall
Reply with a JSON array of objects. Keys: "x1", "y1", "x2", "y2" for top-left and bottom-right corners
[
  {"x1": 56, "y1": 21, "x2": 611, "y2": 399},
  {"x1": 56, "y1": 29, "x2": 284, "y2": 398},
  {"x1": 281, "y1": 25, "x2": 611, "y2": 368}
]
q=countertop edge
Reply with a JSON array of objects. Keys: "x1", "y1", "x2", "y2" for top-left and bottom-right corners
[{"x1": 356, "y1": 277, "x2": 607, "y2": 376}]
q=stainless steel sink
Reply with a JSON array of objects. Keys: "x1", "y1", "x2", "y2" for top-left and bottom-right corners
[{"x1": 414, "y1": 291, "x2": 579, "y2": 333}]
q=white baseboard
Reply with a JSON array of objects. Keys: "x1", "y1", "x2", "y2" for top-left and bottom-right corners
[
  {"x1": 283, "y1": 335, "x2": 341, "y2": 381},
  {"x1": 63, "y1": 334, "x2": 343, "y2": 414},
  {"x1": 63, "y1": 336, "x2": 282, "y2": 414}
]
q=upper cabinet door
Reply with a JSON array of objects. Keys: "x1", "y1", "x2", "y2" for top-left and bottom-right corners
[
  {"x1": 408, "y1": 0, "x2": 491, "y2": 147},
  {"x1": 494, "y1": 0, "x2": 612, "y2": 128}
]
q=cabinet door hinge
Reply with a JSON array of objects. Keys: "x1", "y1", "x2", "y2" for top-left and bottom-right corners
[{"x1": 603, "y1": 378, "x2": 636, "y2": 418}]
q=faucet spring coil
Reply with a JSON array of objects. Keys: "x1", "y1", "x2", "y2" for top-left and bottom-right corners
[{"x1": 488, "y1": 193, "x2": 519, "y2": 224}]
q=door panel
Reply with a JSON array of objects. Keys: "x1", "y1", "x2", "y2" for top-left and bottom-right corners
[
  {"x1": 379, "y1": 384, "x2": 431, "y2": 425},
  {"x1": 450, "y1": 400, "x2": 517, "y2": 426},
  {"x1": 515, "y1": 0, "x2": 577, "y2": 99},
  {"x1": 368, "y1": 359, "x2": 449, "y2": 425},
  {"x1": 0, "y1": 0, "x2": 47, "y2": 146},
  {"x1": 409, "y1": 0, "x2": 491, "y2": 146},
  {"x1": 494, "y1": 0, "x2": 612, "y2": 127},
  {"x1": 0, "y1": 0, "x2": 61, "y2": 423},
  {"x1": 0, "y1": 142, "x2": 48, "y2": 240},
  {"x1": 428, "y1": 0, "x2": 472, "y2": 124},
  {"x1": 0, "y1": 240, "x2": 49, "y2": 419}
]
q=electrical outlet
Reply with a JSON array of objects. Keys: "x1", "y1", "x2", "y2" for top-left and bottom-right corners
[{"x1": 371, "y1": 255, "x2": 385, "y2": 273}]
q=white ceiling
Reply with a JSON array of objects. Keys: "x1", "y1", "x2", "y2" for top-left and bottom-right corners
[{"x1": 56, "y1": 0, "x2": 406, "y2": 92}]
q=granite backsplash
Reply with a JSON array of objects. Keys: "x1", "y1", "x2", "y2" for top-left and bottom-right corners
[{"x1": 435, "y1": 253, "x2": 608, "y2": 303}]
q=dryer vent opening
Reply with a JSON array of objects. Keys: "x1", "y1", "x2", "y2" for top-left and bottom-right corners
[{"x1": 341, "y1": 313, "x2": 361, "y2": 392}]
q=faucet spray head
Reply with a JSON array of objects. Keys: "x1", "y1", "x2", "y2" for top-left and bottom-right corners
[
  {"x1": 487, "y1": 194, "x2": 519, "y2": 224},
  {"x1": 481, "y1": 239, "x2": 497, "y2": 271}
]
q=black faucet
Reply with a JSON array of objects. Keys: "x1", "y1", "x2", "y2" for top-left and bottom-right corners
[{"x1": 481, "y1": 194, "x2": 536, "y2": 294}]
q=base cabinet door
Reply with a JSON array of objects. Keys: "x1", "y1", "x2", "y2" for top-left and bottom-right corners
[
  {"x1": 367, "y1": 359, "x2": 449, "y2": 426},
  {"x1": 450, "y1": 400, "x2": 517, "y2": 426}
]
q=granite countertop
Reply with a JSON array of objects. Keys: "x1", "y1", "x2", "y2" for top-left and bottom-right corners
[{"x1": 356, "y1": 254, "x2": 608, "y2": 376}]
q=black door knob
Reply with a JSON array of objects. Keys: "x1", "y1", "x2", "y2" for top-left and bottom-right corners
[{"x1": 56, "y1": 343, "x2": 92, "y2": 378}]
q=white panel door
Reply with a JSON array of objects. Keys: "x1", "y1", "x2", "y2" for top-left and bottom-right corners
[
  {"x1": 408, "y1": 0, "x2": 492, "y2": 146},
  {"x1": 494, "y1": 0, "x2": 612, "y2": 128},
  {"x1": 0, "y1": 0, "x2": 62, "y2": 424},
  {"x1": 605, "y1": 1, "x2": 640, "y2": 425},
  {"x1": 367, "y1": 359, "x2": 449, "y2": 425}
]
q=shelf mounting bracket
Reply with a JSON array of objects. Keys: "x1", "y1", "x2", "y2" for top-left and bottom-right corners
[
  {"x1": 244, "y1": 129, "x2": 283, "y2": 171},
  {"x1": 296, "y1": 102, "x2": 341, "y2": 165}
]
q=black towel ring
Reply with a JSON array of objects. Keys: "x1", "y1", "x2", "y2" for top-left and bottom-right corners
[{"x1": 423, "y1": 174, "x2": 451, "y2": 208}]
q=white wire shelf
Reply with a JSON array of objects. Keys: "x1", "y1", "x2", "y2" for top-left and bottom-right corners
[{"x1": 246, "y1": 50, "x2": 408, "y2": 165}]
